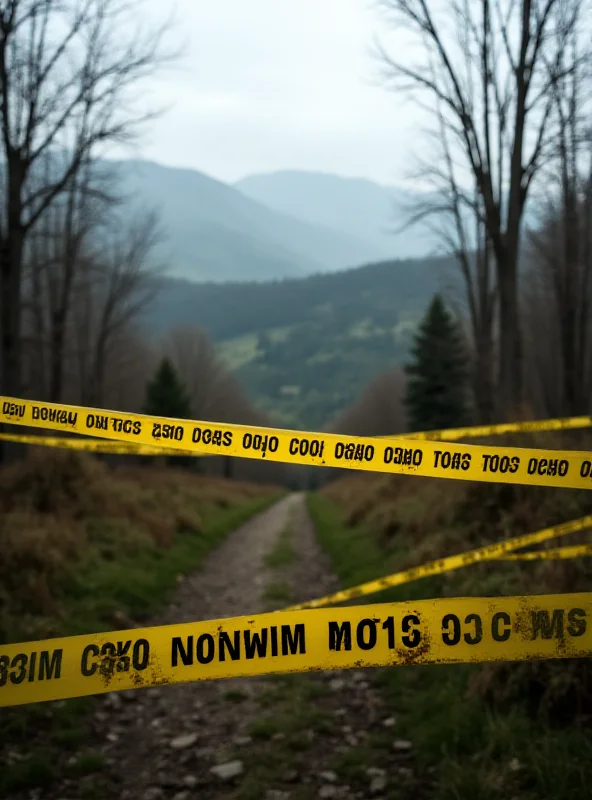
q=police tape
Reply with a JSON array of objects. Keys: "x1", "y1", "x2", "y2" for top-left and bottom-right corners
[
  {"x1": 286, "y1": 516, "x2": 592, "y2": 611},
  {"x1": 1, "y1": 592, "x2": 590, "y2": 708},
  {"x1": 7, "y1": 413, "x2": 588, "y2": 455},
  {"x1": 3, "y1": 396, "x2": 592, "y2": 491},
  {"x1": 380, "y1": 415, "x2": 592, "y2": 441},
  {"x1": 501, "y1": 544, "x2": 592, "y2": 561},
  {"x1": 0, "y1": 432, "x2": 208, "y2": 458},
  {"x1": 2, "y1": 405, "x2": 590, "y2": 468}
]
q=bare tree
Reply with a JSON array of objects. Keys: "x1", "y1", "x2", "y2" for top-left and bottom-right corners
[
  {"x1": 331, "y1": 370, "x2": 407, "y2": 437},
  {"x1": 165, "y1": 325, "x2": 234, "y2": 421},
  {"x1": 527, "y1": 13, "x2": 592, "y2": 415},
  {"x1": 0, "y1": 0, "x2": 175, "y2": 430},
  {"x1": 31, "y1": 158, "x2": 113, "y2": 402},
  {"x1": 101, "y1": 324, "x2": 155, "y2": 412},
  {"x1": 403, "y1": 98, "x2": 497, "y2": 422},
  {"x1": 375, "y1": 0, "x2": 584, "y2": 418},
  {"x1": 78, "y1": 209, "x2": 162, "y2": 406}
]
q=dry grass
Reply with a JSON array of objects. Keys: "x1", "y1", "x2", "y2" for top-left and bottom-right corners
[
  {"x1": 312, "y1": 441, "x2": 592, "y2": 799},
  {"x1": 318, "y1": 435, "x2": 592, "y2": 726},
  {"x1": 0, "y1": 448, "x2": 278, "y2": 640},
  {"x1": 0, "y1": 449, "x2": 281, "y2": 798}
]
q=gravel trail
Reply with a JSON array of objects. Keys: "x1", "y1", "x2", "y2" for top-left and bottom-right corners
[{"x1": 35, "y1": 493, "x2": 430, "y2": 800}]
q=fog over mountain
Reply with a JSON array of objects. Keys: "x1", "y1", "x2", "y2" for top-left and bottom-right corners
[{"x1": 105, "y1": 158, "x2": 439, "y2": 282}]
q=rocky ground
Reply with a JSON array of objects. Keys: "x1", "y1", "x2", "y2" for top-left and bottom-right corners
[{"x1": 20, "y1": 494, "x2": 434, "y2": 800}]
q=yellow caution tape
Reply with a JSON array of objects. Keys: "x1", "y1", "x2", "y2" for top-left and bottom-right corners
[
  {"x1": 383, "y1": 416, "x2": 592, "y2": 442},
  {"x1": 0, "y1": 432, "x2": 207, "y2": 458},
  {"x1": 287, "y1": 516, "x2": 592, "y2": 610},
  {"x1": 2, "y1": 396, "x2": 592, "y2": 490},
  {"x1": 501, "y1": 543, "x2": 592, "y2": 561},
  {"x1": 1, "y1": 593, "x2": 590, "y2": 708},
  {"x1": 3, "y1": 413, "x2": 590, "y2": 457}
]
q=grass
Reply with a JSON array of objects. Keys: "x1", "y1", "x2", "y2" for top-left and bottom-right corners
[
  {"x1": 0, "y1": 449, "x2": 282, "y2": 797},
  {"x1": 234, "y1": 674, "x2": 336, "y2": 800},
  {"x1": 262, "y1": 580, "x2": 294, "y2": 606},
  {"x1": 263, "y1": 523, "x2": 297, "y2": 569},
  {"x1": 307, "y1": 475, "x2": 592, "y2": 800},
  {"x1": 261, "y1": 520, "x2": 298, "y2": 608}
]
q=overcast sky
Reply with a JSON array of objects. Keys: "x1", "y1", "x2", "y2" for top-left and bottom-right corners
[{"x1": 127, "y1": 0, "x2": 426, "y2": 187}]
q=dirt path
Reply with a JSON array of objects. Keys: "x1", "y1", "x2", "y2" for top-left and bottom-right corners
[{"x1": 40, "y1": 493, "x2": 431, "y2": 800}]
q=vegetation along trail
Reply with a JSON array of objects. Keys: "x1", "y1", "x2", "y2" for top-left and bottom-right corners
[{"x1": 32, "y1": 493, "x2": 427, "y2": 800}]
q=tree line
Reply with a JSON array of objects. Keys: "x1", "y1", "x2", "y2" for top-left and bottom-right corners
[
  {"x1": 0, "y1": 0, "x2": 284, "y2": 484},
  {"x1": 374, "y1": 0, "x2": 592, "y2": 423},
  {"x1": 0, "y1": 0, "x2": 174, "y2": 462}
]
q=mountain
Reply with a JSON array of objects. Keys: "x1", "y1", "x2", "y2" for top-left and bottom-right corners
[
  {"x1": 235, "y1": 170, "x2": 439, "y2": 260},
  {"x1": 105, "y1": 159, "x2": 391, "y2": 282},
  {"x1": 143, "y1": 255, "x2": 461, "y2": 429}
]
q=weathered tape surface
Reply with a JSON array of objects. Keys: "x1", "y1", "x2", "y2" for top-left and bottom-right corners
[
  {"x1": 2, "y1": 397, "x2": 592, "y2": 490},
  {"x1": 501, "y1": 543, "x2": 592, "y2": 561},
  {"x1": 287, "y1": 516, "x2": 592, "y2": 610},
  {"x1": 0, "y1": 432, "x2": 204, "y2": 457},
  {"x1": 5, "y1": 413, "x2": 590, "y2": 456},
  {"x1": 1, "y1": 594, "x2": 590, "y2": 708},
  {"x1": 384, "y1": 416, "x2": 592, "y2": 442}
]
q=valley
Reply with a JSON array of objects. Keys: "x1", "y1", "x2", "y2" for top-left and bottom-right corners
[{"x1": 143, "y1": 256, "x2": 461, "y2": 429}]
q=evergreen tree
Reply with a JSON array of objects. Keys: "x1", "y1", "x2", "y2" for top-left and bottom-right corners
[
  {"x1": 144, "y1": 357, "x2": 192, "y2": 419},
  {"x1": 143, "y1": 358, "x2": 193, "y2": 467},
  {"x1": 404, "y1": 295, "x2": 469, "y2": 432}
]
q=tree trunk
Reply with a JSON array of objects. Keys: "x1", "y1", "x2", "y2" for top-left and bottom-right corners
[
  {"x1": 474, "y1": 330, "x2": 495, "y2": 424},
  {"x1": 1, "y1": 232, "x2": 24, "y2": 395},
  {"x1": 0, "y1": 230, "x2": 25, "y2": 463},
  {"x1": 496, "y1": 254, "x2": 522, "y2": 419},
  {"x1": 49, "y1": 309, "x2": 67, "y2": 403},
  {"x1": 561, "y1": 185, "x2": 582, "y2": 415}
]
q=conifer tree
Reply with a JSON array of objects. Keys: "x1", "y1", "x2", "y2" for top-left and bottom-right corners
[
  {"x1": 144, "y1": 357, "x2": 193, "y2": 419},
  {"x1": 143, "y1": 358, "x2": 193, "y2": 466},
  {"x1": 404, "y1": 295, "x2": 469, "y2": 432}
]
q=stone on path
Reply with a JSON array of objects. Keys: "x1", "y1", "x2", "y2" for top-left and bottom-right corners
[
  {"x1": 143, "y1": 789, "x2": 164, "y2": 800},
  {"x1": 370, "y1": 774, "x2": 387, "y2": 794},
  {"x1": 393, "y1": 738, "x2": 413, "y2": 752},
  {"x1": 210, "y1": 760, "x2": 244, "y2": 780},
  {"x1": 170, "y1": 732, "x2": 198, "y2": 750},
  {"x1": 104, "y1": 692, "x2": 122, "y2": 710}
]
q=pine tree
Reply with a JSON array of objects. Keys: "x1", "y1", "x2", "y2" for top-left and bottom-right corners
[
  {"x1": 144, "y1": 357, "x2": 192, "y2": 419},
  {"x1": 404, "y1": 295, "x2": 469, "y2": 432},
  {"x1": 143, "y1": 358, "x2": 193, "y2": 466}
]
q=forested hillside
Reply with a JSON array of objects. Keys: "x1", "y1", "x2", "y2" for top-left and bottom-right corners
[{"x1": 143, "y1": 256, "x2": 460, "y2": 428}]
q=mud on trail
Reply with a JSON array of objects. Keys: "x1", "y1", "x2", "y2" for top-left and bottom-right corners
[{"x1": 29, "y1": 494, "x2": 431, "y2": 800}]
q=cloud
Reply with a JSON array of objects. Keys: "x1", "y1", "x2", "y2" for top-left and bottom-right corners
[{"x1": 119, "y1": 0, "x2": 426, "y2": 185}]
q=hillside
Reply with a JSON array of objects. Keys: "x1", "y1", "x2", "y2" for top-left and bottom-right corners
[
  {"x1": 143, "y1": 255, "x2": 461, "y2": 429},
  {"x1": 235, "y1": 170, "x2": 440, "y2": 260},
  {"x1": 105, "y1": 159, "x2": 393, "y2": 282}
]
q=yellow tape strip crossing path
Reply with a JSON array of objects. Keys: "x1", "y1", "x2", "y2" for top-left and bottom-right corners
[
  {"x1": 287, "y1": 516, "x2": 592, "y2": 611},
  {"x1": 2, "y1": 397, "x2": 592, "y2": 491},
  {"x1": 1, "y1": 593, "x2": 591, "y2": 708},
  {"x1": 3, "y1": 413, "x2": 592, "y2": 455}
]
